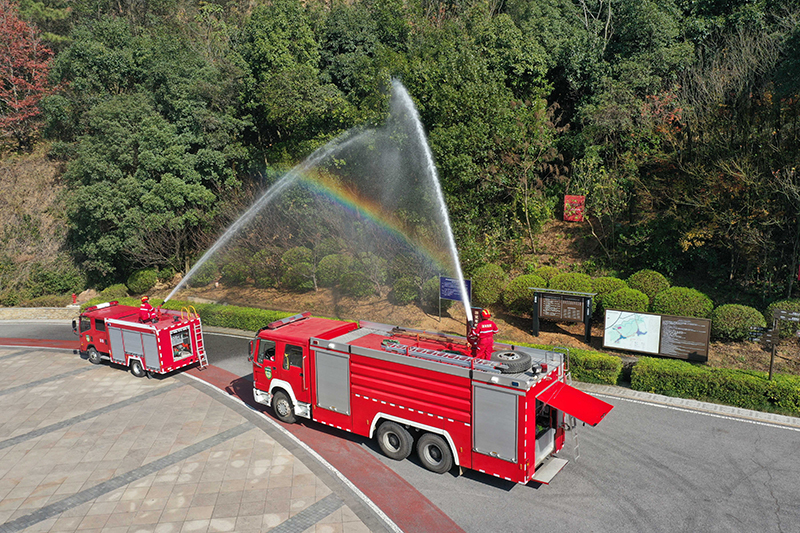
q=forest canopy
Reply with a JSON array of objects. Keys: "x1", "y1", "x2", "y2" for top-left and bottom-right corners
[{"x1": 1, "y1": 0, "x2": 798, "y2": 306}]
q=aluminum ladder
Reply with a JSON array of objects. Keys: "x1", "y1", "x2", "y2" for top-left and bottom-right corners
[
  {"x1": 194, "y1": 323, "x2": 208, "y2": 370},
  {"x1": 565, "y1": 371, "x2": 580, "y2": 461}
]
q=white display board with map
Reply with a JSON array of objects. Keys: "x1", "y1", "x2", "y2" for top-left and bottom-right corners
[
  {"x1": 603, "y1": 309, "x2": 711, "y2": 361},
  {"x1": 604, "y1": 311, "x2": 661, "y2": 354}
]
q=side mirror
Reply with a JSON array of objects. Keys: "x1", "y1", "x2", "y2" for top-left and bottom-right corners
[
  {"x1": 71, "y1": 319, "x2": 78, "y2": 336},
  {"x1": 248, "y1": 340, "x2": 254, "y2": 363}
]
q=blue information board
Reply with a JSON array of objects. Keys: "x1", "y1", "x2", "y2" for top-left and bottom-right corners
[{"x1": 439, "y1": 276, "x2": 471, "y2": 302}]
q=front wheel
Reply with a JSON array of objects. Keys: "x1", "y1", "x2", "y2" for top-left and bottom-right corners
[
  {"x1": 272, "y1": 391, "x2": 296, "y2": 424},
  {"x1": 130, "y1": 359, "x2": 147, "y2": 378},
  {"x1": 376, "y1": 421, "x2": 413, "y2": 460},
  {"x1": 417, "y1": 433, "x2": 453, "y2": 474},
  {"x1": 87, "y1": 347, "x2": 102, "y2": 365}
]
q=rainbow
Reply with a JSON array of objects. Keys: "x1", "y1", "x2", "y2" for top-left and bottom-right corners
[{"x1": 295, "y1": 169, "x2": 456, "y2": 274}]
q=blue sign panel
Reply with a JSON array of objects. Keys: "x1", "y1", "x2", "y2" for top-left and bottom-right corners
[{"x1": 439, "y1": 276, "x2": 471, "y2": 302}]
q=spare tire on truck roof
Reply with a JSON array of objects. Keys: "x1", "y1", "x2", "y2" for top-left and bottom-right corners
[{"x1": 490, "y1": 350, "x2": 532, "y2": 374}]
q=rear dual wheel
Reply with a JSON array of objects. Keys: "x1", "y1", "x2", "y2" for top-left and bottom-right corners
[
  {"x1": 376, "y1": 421, "x2": 413, "y2": 460},
  {"x1": 417, "y1": 433, "x2": 453, "y2": 474}
]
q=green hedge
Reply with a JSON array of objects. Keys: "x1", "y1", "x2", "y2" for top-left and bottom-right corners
[
  {"x1": 502, "y1": 274, "x2": 546, "y2": 315},
  {"x1": 472, "y1": 263, "x2": 507, "y2": 306},
  {"x1": 517, "y1": 342, "x2": 622, "y2": 385},
  {"x1": 631, "y1": 357, "x2": 800, "y2": 415}
]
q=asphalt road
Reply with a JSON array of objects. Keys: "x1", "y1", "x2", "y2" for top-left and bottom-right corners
[{"x1": 3, "y1": 321, "x2": 800, "y2": 532}]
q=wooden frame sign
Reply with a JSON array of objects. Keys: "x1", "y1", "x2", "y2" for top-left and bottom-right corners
[{"x1": 532, "y1": 289, "x2": 594, "y2": 343}]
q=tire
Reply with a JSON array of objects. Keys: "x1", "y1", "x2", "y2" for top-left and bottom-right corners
[
  {"x1": 130, "y1": 359, "x2": 147, "y2": 378},
  {"x1": 416, "y1": 433, "x2": 453, "y2": 474},
  {"x1": 272, "y1": 391, "x2": 296, "y2": 424},
  {"x1": 87, "y1": 347, "x2": 102, "y2": 365},
  {"x1": 490, "y1": 350, "x2": 532, "y2": 374},
  {"x1": 376, "y1": 421, "x2": 413, "y2": 461}
]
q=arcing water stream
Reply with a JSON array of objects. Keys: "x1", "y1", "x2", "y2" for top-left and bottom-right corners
[{"x1": 166, "y1": 80, "x2": 473, "y2": 324}]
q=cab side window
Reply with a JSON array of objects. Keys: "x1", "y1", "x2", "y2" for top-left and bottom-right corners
[
  {"x1": 79, "y1": 317, "x2": 91, "y2": 333},
  {"x1": 94, "y1": 319, "x2": 106, "y2": 332},
  {"x1": 283, "y1": 344, "x2": 304, "y2": 370},
  {"x1": 257, "y1": 340, "x2": 276, "y2": 365}
]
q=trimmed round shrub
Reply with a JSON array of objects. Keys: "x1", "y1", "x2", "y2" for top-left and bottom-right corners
[
  {"x1": 422, "y1": 276, "x2": 453, "y2": 310},
  {"x1": 503, "y1": 274, "x2": 546, "y2": 315},
  {"x1": 317, "y1": 254, "x2": 352, "y2": 287},
  {"x1": 388, "y1": 253, "x2": 423, "y2": 282},
  {"x1": 157, "y1": 267, "x2": 176, "y2": 283},
  {"x1": 340, "y1": 270, "x2": 373, "y2": 298},
  {"x1": 472, "y1": 263, "x2": 507, "y2": 306},
  {"x1": 549, "y1": 272, "x2": 593, "y2": 293},
  {"x1": 281, "y1": 263, "x2": 313, "y2": 291},
  {"x1": 592, "y1": 277, "x2": 628, "y2": 313},
  {"x1": 187, "y1": 261, "x2": 218, "y2": 287},
  {"x1": 390, "y1": 278, "x2": 419, "y2": 305},
  {"x1": 220, "y1": 262, "x2": 249, "y2": 285},
  {"x1": 651, "y1": 287, "x2": 713, "y2": 318},
  {"x1": 100, "y1": 283, "x2": 129, "y2": 300},
  {"x1": 603, "y1": 288, "x2": 649, "y2": 313},
  {"x1": 627, "y1": 269, "x2": 670, "y2": 306},
  {"x1": 281, "y1": 246, "x2": 312, "y2": 270},
  {"x1": 711, "y1": 304, "x2": 767, "y2": 341},
  {"x1": 765, "y1": 299, "x2": 800, "y2": 338},
  {"x1": 531, "y1": 266, "x2": 559, "y2": 283},
  {"x1": 126, "y1": 268, "x2": 159, "y2": 294}
]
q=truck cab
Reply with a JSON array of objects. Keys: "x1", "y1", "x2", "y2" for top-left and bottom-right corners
[{"x1": 249, "y1": 312, "x2": 357, "y2": 421}]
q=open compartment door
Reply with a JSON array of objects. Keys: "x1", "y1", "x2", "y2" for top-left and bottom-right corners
[{"x1": 536, "y1": 382, "x2": 613, "y2": 426}]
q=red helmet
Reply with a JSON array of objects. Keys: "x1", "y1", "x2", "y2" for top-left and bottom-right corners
[
  {"x1": 141, "y1": 296, "x2": 149, "y2": 302},
  {"x1": 481, "y1": 308, "x2": 491, "y2": 319}
]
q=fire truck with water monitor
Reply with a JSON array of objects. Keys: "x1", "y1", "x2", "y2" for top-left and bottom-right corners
[
  {"x1": 73, "y1": 301, "x2": 208, "y2": 377},
  {"x1": 249, "y1": 311, "x2": 613, "y2": 484}
]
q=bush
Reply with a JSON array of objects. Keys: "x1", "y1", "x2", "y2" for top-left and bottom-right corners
[
  {"x1": 20, "y1": 294, "x2": 72, "y2": 307},
  {"x1": 0, "y1": 290, "x2": 21, "y2": 306},
  {"x1": 316, "y1": 237, "x2": 344, "y2": 258},
  {"x1": 592, "y1": 277, "x2": 628, "y2": 313},
  {"x1": 631, "y1": 357, "x2": 800, "y2": 416},
  {"x1": 603, "y1": 288, "x2": 649, "y2": 313},
  {"x1": 317, "y1": 254, "x2": 352, "y2": 287},
  {"x1": 187, "y1": 261, "x2": 218, "y2": 287},
  {"x1": 548, "y1": 272, "x2": 593, "y2": 293},
  {"x1": 627, "y1": 269, "x2": 670, "y2": 306},
  {"x1": 421, "y1": 276, "x2": 452, "y2": 311},
  {"x1": 472, "y1": 263, "x2": 507, "y2": 306},
  {"x1": 652, "y1": 287, "x2": 713, "y2": 318},
  {"x1": 25, "y1": 259, "x2": 85, "y2": 297},
  {"x1": 502, "y1": 274, "x2": 546, "y2": 315},
  {"x1": 525, "y1": 265, "x2": 559, "y2": 283},
  {"x1": 390, "y1": 278, "x2": 419, "y2": 305},
  {"x1": 157, "y1": 267, "x2": 176, "y2": 283},
  {"x1": 251, "y1": 249, "x2": 280, "y2": 289},
  {"x1": 220, "y1": 262, "x2": 250, "y2": 285},
  {"x1": 126, "y1": 268, "x2": 159, "y2": 294},
  {"x1": 765, "y1": 299, "x2": 800, "y2": 338},
  {"x1": 281, "y1": 263, "x2": 314, "y2": 291},
  {"x1": 340, "y1": 270, "x2": 374, "y2": 298},
  {"x1": 711, "y1": 304, "x2": 767, "y2": 341},
  {"x1": 100, "y1": 283, "x2": 129, "y2": 300},
  {"x1": 281, "y1": 246, "x2": 312, "y2": 269}
]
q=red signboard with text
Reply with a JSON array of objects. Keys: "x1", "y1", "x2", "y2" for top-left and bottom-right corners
[{"x1": 563, "y1": 195, "x2": 585, "y2": 222}]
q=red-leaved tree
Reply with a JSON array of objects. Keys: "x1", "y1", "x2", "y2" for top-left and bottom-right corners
[{"x1": 0, "y1": 0, "x2": 55, "y2": 151}]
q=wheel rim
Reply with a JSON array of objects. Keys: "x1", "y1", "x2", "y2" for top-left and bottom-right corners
[
  {"x1": 384, "y1": 432, "x2": 400, "y2": 452},
  {"x1": 424, "y1": 444, "x2": 443, "y2": 465},
  {"x1": 276, "y1": 399, "x2": 290, "y2": 417}
]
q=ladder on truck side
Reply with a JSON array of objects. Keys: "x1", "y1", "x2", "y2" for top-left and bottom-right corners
[{"x1": 194, "y1": 324, "x2": 208, "y2": 369}]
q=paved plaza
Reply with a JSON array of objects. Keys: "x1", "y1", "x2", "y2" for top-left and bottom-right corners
[{"x1": 0, "y1": 347, "x2": 387, "y2": 533}]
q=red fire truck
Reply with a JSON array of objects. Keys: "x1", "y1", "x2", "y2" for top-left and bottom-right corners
[
  {"x1": 249, "y1": 312, "x2": 613, "y2": 485},
  {"x1": 73, "y1": 301, "x2": 207, "y2": 377}
]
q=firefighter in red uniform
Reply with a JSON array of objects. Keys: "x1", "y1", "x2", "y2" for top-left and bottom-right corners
[
  {"x1": 139, "y1": 296, "x2": 156, "y2": 323},
  {"x1": 471, "y1": 308, "x2": 498, "y2": 360}
]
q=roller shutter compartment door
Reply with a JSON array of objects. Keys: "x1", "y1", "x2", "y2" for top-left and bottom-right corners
[{"x1": 314, "y1": 350, "x2": 350, "y2": 415}]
